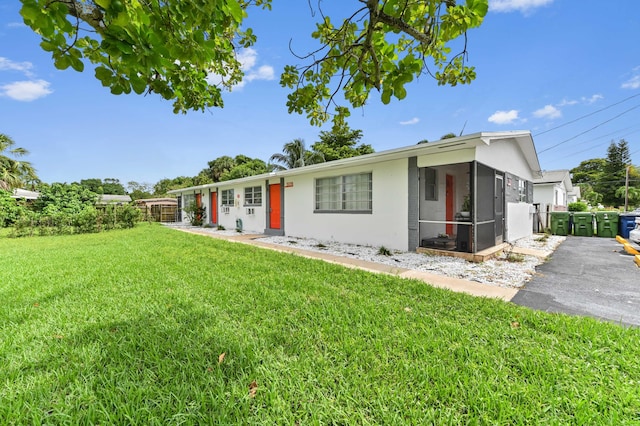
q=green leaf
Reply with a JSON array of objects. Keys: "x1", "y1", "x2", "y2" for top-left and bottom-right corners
[
  {"x1": 40, "y1": 41, "x2": 56, "y2": 52},
  {"x1": 95, "y1": 66, "x2": 113, "y2": 84},
  {"x1": 467, "y1": 0, "x2": 489, "y2": 17},
  {"x1": 70, "y1": 57, "x2": 84, "y2": 72},
  {"x1": 225, "y1": 0, "x2": 244, "y2": 22},
  {"x1": 130, "y1": 76, "x2": 147, "y2": 95},
  {"x1": 381, "y1": 88, "x2": 392, "y2": 105},
  {"x1": 54, "y1": 55, "x2": 71, "y2": 70},
  {"x1": 94, "y1": 0, "x2": 112, "y2": 10}
]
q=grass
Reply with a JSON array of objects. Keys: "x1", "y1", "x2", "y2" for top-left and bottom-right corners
[{"x1": 1, "y1": 223, "x2": 639, "y2": 424}]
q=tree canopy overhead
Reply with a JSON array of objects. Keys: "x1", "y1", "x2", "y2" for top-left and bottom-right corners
[{"x1": 20, "y1": 0, "x2": 488, "y2": 125}]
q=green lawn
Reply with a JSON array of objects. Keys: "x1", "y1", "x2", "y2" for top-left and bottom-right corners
[{"x1": 1, "y1": 224, "x2": 639, "y2": 424}]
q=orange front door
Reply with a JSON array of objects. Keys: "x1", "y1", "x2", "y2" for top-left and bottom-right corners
[
  {"x1": 195, "y1": 193, "x2": 203, "y2": 223},
  {"x1": 446, "y1": 175, "x2": 454, "y2": 235},
  {"x1": 210, "y1": 192, "x2": 217, "y2": 224},
  {"x1": 269, "y1": 184, "x2": 281, "y2": 229}
]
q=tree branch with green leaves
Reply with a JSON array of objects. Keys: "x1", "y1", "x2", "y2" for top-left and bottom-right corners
[{"x1": 20, "y1": 0, "x2": 487, "y2": 126}]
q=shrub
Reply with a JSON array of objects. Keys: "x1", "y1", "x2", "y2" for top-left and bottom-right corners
[
  {"x1": 378, "y1": 246, "x2": 392, "y2": 256},
  {"x1": 184, "y1": 201, "x2": 206, "y2": 226},
  {"x1": 0, "y1": 190, "x2": 29, "y2": 227},
  {"x1": 568, "y1": 201, "x2": 588, "y2": 212},
  {"x1": 117, "y1": 204, "x2": 142, "y2": 229}
]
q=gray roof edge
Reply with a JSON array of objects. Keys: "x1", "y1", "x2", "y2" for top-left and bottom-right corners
[{"x1": 169, "y1": 130, "x2": 536, "y2": 193}]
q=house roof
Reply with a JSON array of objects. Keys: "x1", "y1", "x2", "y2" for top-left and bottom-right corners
[
  {"x1": 11, "y1": 188, "x2": 40, "y2": 200},
  {"x1": 533, "y1": 169, "x2": 573, "y2": 191},
  {"x1": 169, "y1": 131, "x2": 541, "y2": 193},
  {"x1": 97, "y1": 194, "x2": 132, "y2": 204},
  {"x1": 135, "y1": 197, "x2": 178, "y2": 206}
]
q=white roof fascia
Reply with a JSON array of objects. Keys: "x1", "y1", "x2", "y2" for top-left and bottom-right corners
[{"x1": 169, "y1": 131, "x2": 537, "y2": 193}]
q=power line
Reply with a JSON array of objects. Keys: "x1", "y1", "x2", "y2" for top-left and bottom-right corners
[
  {"x1": 538, "y1": 104, "x2": 640, "y2": 154},
  {"x1": 534, "y1": 93, "x2": 640, "y2": 137}
]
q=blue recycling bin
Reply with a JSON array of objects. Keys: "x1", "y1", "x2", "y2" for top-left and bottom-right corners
[{"x1": 618, "y1": 213, "x2": 640, "y2": 238}]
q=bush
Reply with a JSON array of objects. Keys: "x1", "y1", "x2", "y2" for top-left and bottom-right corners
[
  {"x1": 568, "y1": 201, "x2": 588, "y2": 212},
  {"x1": 184, "y1": 201, "x2": 206, "y2": 226},
  {"x1": 0, "y1": 190, "x2": 29, "y2": 227},
  {"x1": 117, "y1": 204, "x2": 142, "y2": 229},
  {"x1": 8, "y1": 203, "x2": 142, "y2": 238}
]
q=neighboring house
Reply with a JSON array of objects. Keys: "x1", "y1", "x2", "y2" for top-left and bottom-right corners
[
  {"x1": 135, "y1": 197, "x2": 178, "y2": 222},
  {"x1": 169, "y1": 131, "x2": 541, "y2": 254},
  {"x1": 11, "y1": 188, "x2": 40, "y2": 200},
  {"x1": 533, "y1": 170, "x2": 574, "y2": 229},
  {"x1": 567, "y1": 185, "x2": 581, "y2": 204},
  {"x1": 96, "y1": 194, "x2": 132, "y2": 205}
]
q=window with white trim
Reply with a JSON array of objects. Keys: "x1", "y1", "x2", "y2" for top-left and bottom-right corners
[
  {"x1": 183, "y1": 193, "x2": 195, "y2": 208},
  {"x1": 244, "y1": 186, "x2": 262, "y2": 206},
  {"x1": 518, "y1": 179, "x2": 527, "y2": 202},
  {"x1": 315, "y1": 172, "x2": 372, "y2": 213},
  {"x1": 221, "y1": 189, "x2": 234, "y2": 206}
]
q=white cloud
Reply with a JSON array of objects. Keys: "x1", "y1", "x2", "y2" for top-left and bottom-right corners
[
  {"x1": 0, "y1": 79, "x2": 53, "y2": 101},
  {"x1": 399, "y1": 117, "x2": 420, "y2": 125},
  {"x1": 533, "y1": 104, "x2": 561, "y2": 119},
  {"x1": 491, "y1": 0, "x2": 554, "y2": 13},
  {"x1": 558, "y1": 98, "x2": 578, "y2": 107},
  {"x1": 207, "y1": 48, "x2": 274, "y2": 89},
  {"x1": 582, "y1": 94, "x2": 603, "y2": 104},
  {"x1": 622, "y1": 67, "x2": 640, "y2": 89},
  {"x1": 0, "y1": 56, "x2": 34, "y2": 77},
  {"x1": 237, "y1": 48, "x2": 258, "y2": 72},
  {"x1": 488, "y1": 110, "x2": 519, "y2": 125},
  {"x1": 7, "y1": 22, "x2": 27, "y2": 28},
  {"x1": 245, "y1": 65, "x2": 275, "y2": 83}
]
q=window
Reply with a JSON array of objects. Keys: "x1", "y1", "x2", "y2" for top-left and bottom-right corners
[
  {"x1": 244, "y1": 186, "x2": 262, "y2": 206},
  {"x1": 518, "y1": 179, "x2": 528, "y2": 202},
  {"x1": 315, "y1": 172, "x2": 372, "y2": 213},
  {"x1": 221, "y1": 189, "x2": 234, "y2": 206},
  {"x1": 425, "y1": 167, "x2": 438, "y2": 201},
  {"x1": 183, "y1": 193, "x2": 195, "y2": 208}
]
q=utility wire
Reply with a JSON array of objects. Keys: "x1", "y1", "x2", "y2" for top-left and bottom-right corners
[
  {"x1": 538, "y1": 104, "x2": 640, "y2": 154},
  {"x1": 534, "y1": 93, "x2": 640, "y2": 137}
]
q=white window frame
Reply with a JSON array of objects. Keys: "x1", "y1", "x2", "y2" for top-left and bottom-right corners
[
  {"x1": 244, "y1": 186, "x2": 262, "y2": 206},
  {"x1": 314, "y1": 172, "x2": 372, "y2": 213},
  {"x1": 183, "y1": 193, "x2": 195, "y2": 209},
  {"x1": 221, "y1": 189, "x2": 234, "y2": 206},
  {"x1": 518, "y1": 179, "x2": 527, "y2": 202}
]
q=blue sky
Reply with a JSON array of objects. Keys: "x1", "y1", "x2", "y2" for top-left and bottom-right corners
[{"x1": 1, "y1": 0, "x2": 639, "y2": 188}]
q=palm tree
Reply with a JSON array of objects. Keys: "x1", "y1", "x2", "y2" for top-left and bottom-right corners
[
  {"x1": 269, "y1": 138, "x2": 325, "y2": 170},
  {"x1": 0, "y1": 133, "x2": 38, "y2": 190}
]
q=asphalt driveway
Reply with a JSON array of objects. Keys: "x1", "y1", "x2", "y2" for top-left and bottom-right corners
[{"x1": 512, "y1": 236, "x2": 640, "y2": 327}]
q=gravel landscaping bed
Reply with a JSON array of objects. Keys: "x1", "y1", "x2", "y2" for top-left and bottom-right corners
[
  {"x1": 164, "y1": 224, "x2": 565, "y2": 289},
  {"x1": 257, "y1": 234, "x2": 565, "y2": 289}
]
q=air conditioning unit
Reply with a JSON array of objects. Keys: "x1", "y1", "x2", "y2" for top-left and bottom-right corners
[
  {"x1": 222, "y1": 206, "x2": 230, "y2": 214},
  {"x1": 246, "y1": 207, "x2": 255, "y2": 215}
]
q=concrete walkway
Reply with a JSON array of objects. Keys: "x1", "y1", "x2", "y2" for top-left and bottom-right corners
[{"x1": 176, "y1": 227, "x2": 519, "y2": 301}]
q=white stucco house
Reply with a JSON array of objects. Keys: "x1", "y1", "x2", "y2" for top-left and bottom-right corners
[
  {"x1": 532, "y1": 169, "x2": 574, "y2": 229},
  {"x1": 11, "y1": 188, "x2": 40, "y2": 200},
  {"x1": 169, "y1": 131, "x2": 541, "y2": 254}
]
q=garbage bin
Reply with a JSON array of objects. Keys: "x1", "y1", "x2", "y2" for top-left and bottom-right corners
[
  {"x1": 550, "y1": 211, "x2": 571, "y2": 236},
  {"x1": 594, "y1": 211, "x2": 619, "y2": 237},
  {"x1": 619, "y1": 213, "x2": 640, "y2": 239},
  {"x1": 572, "y1": 212, "x2": 594, "y2": 237}
]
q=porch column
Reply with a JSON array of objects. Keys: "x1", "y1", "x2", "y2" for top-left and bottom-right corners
[{"x1": 408, "y1": 156, "x2": 419, "y2": 251}]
